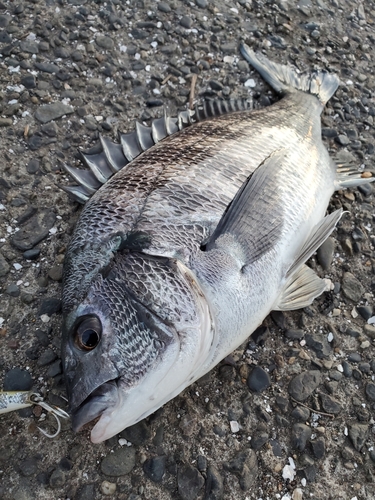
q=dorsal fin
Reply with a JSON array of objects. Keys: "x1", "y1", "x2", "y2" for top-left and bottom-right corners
[{"x1": 59, "y1": 98, "x2": 252, "y2": 204}]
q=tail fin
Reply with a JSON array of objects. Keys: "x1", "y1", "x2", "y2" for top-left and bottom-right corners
[{"x1": 240, "y1": 43, "x2": 340, "y2": 105}]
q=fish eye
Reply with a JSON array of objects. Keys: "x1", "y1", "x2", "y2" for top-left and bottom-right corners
[{"x1": 74, "y1": 316, "x2": 102, "y2": 352}]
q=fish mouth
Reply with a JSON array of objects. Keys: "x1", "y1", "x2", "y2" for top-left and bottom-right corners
[{"x1": 71, "y1": 379, "x2": 119, "y2": 433}]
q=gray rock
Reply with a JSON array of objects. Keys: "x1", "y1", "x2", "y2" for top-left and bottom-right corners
[
  {"x1": 21, "y1": 75, "x2": 36, "y2": 89},
  {"x1": 342, "y1": 272, "x2": 365, "y2": 302},
  {"x1": 143, "y1": 456, "x2": 166, "y2": 483},
  {"x1": 48, "y1": 265, "x2": 63, "y2": 282},
  {"x1": 204, "y1": 465, "x2": 223, "y2": 500},
  {"x1": 19, "y1": 457, "x2": 38, "y2": 477},
  {"x1": 35, "y1": 102, "x2": 74, "y2": 124},
  {"x1": 342, "y1": 361, "x2": 353, "y2": 377},
  {"x1": 120, "y1": 421, "x2": 151, "y2": 445},
  {"x1": 35, "y1": 62, "x2": 60, "y2": 73},
  {"x1": 49, "y1": 469, "x2": 65, "y2": 488},
  {"x1": 12, "y1": 209, "x2": 56, "y2": 250},
  {"x1": 348, "y1": 352, "x2": 361, "y2": 363},
  {"x1": 320, "y1": 394, "x2": 342, "y2": 414},
  {"x1": 4, "y1": 368, "x2": 32, "y2": 391},
  {"x1": 6, "y1": 283, "x2": 20, "y2": 297},
  {"x1": 305, "y1": 332, "x2": 331, "y2": 358},
  {"x1": 158, "y1": 2, "x2": 171, "y2": 12},
  {"x1": 336, "y1": 134, "x2": 350, "y2": 146},
  {"x1": 247, "y1": 366, "x2": 271, "y2": 392},
  {"x1": 365, "y1": 382, "x2": 375, "y2": 402},
  {"x1": 75, "y1": 484, "x2": 97, "y2": 500},
  {"x1": 101, "y1": 447, "x2": 136, "y2": 476},
  {"x1": 317, "y1": 237, "x2": 335, "y2": 269},
  {"x1": 180, "y1": 15, "x2": 193, "y2": 29},
  {"x1": 285, "y1": 329, "x2": 305, "y2": 340},
  {"x1": 37, "y1": 349, "x2": 57, "y2": 367},
  {"x1": 251, "y1": 431, "x2": 269, "y2": 450},
  {"x1": 46, "y1": 360, "x2": 62, "y2": 378},
  {"x1": 288, "y1": 370, "x2": 322, "y2": 401},
  {"x1": 20, "y1": 41, "x2": 39, "y2": 54},
  {"x1": 311, "y1": 436, "x2": 325, "y2": 459},
  {"x1": 95, "y1": 35, "x2": 114, "y2": 50},
  {"x1": 225, "y1": 449, "x2": 258, "y2": 491},
  {"x1": 39, "y1": 298, "x2": 61, "y2": 315},
  {"x1": 26, "y1": 158, "x2": 40, "y2": 174},
  {"x1": 291, "y1": 405, "x2": 310, "y2": 421},
  {"x1": 356, "y1": 305, "x2": 372, "y2": 320},
  {"x1": 292, "y1": 423, "x2": 312, "y2": 451},
  {"x1": 0, "y1": 252, "x2": 10, "y2": 277},
  {"x1": 221, "y1": 42, "x2": 237, "y2": 54},
  {"x1": 177, "y1": 465, "x2": 204, "y2": 500},
  {"x1": 348, "y1": 423, "x2": 368, "y2": 451}
]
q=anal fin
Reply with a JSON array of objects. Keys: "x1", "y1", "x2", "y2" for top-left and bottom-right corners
[{"x1": 276, "y1": 265, "x2": 328, "y2": 311}]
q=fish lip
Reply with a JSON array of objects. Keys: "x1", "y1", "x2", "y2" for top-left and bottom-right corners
[{"x1": 70, "y1": 378, "x2": 119, "y2": 432}]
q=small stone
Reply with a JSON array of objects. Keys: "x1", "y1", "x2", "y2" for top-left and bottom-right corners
[
  {"x1": 285, "y1": 329, "x2": 305, "y2": 340},
  {"x1": 26, "y1": 158, "x2": 40, "y2": 174},
  {"x1": 120, "y1": 421, "x2": 151, "y2": 445},
  {"x1": 348, "y1": 352, "x2": 361, "y2": 363},
  {"x1": 251, "y1": 432, "x2": 269, "y2": 450},
  {"x1": 225, "y1": 449, "x2": 258, "y2": 491},
  {"x1": 305, "y1": 332, "x2": 331, "y2": 359},
  {"x1": 143, "y1": 456, "x2": 166, "y2": 483},
  {"x1": 6, "y1": 283, "x2": 20, "y2": 297},
  {"x1": 4, "y1": 368, "x2": 32, "y2": 391},
  {"x1": 0, "y1": 252, "x2": 10, "y2": 277},
  {"x1": 177, "y1": 465, "x2": 204, "y2": 500},
  {"x1": 342, "y1": 361, "x2": 353, "y2": 377},
  {"x1": 158, "y1": 2, "x2": 171, "y2": 12},
  {"x1": 317, "y1": 237, "x2": 335, "y2": 270},
  {"x1": 19, "y1": 457, "x2": 38, "y2": 476},
  {"x1": 357, "y1": 305, "x2": 372, "y2": 320},
  {"x1": 49, "y1": 469, "x2": 65, "y2": 489},
  {"x1": 23, "y1": 248, "x2": 40, "y2": 260},
  {"x1": 48, "y1": 266, "x2": 63, "y2": 281},
  {"x1": 195, "y1": 0, "x2": 208, "y2": 7},
  {"x1": 180, "y1": 15, "x2": 193, "y2": 29},
  {"x1": 46, "y1": 360, "x2": 62, "y2": 378},
  {"x1": 37, "y1": 348, "x2": 57, "y2": 367},
  {"x1": 247, "y1": 366, "x2": 271, "y2": 393},
  {"x1": 21, "y1": 75, "x2": 36, "y2": 89},
  {"x1": 75, "y1": 484, "x2": 96, "y2": 500},
  {"x1": 320, "y1": 394, "x2": 342, "y2": 414},
  {"x1": 101, "y1": 481, "x2": 116, "y2": 496},
  {"x1": 292, "y1": 423, "x2": 312, "y2": 451},
  {"x1": 336, "y1": 134, "x2": 350, "y2": 146},
  {"x1": 101, "y1": 447, "x2": 136, "y2": 476},
  {"x1": 342, "y1": 272, "x2": 365, "y2": 302},
  {"x1": 205, "y1": 465, "x2": 223, "y2": 500},
  {"x1": 12, "y1": 209, "x2": 56, "y2": 251},
  {"x1": 288, "y1": 370, "x2": 322, "y2": 402},
  {"x1": 95, "y1": 35, "x2": 114, "y2": 50},
  {"x1": 311, "y1": 436, "x2": 325, "y2": 459},
  {"x1": 39, "y1": 298, "x2": 62, "y2": 315},
  {"x1": 348, "y1": 423, "x2": 368, "y2": 452},
  {"x1": 365, "y1": 382, "x2": 375, "y2": 402},
  {"x1": 35, "y1": 102, "x2": 74, "y2": 124},
  {"x1": 291, "y1": 406, "x2": 310, "y2": 421}
]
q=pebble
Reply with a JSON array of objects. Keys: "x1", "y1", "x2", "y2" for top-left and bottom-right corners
[
  {"x1": 291, "y1": 405, "x2": 310, "y2": 421},
  {"x1": 317, "y1": 237, "x2": 335, "y2": 269},
  {"x1": 142, "y1": 456, "x2": 166, "y2": 483},
  {"x1": 320, "y1": 394, "x2": 342, "y2": 414},
  {"x1": 177, "y1": 465, "x2": 204, "y2": 500},
  {"x1": 357, "y1": 305, "x2": 372, "y2": 320},
  {"x1": 39, "y1": 298, "x2": 62, "y2": 315},
  {"x1": 37, "y1": 348, "x2": 57, "y2": 366},
  {"x1": 12, "y1": 209, "x2": 57, "y2": 251},
  {"x1": 101, "y1": 481, "x2": 116, "y2": 495},
  {"x1": 0, "y1": 253, "x2": 10, "y2": 277},
  {"x1": 95, "y1": 35, "x2": 114, "y2": 50},
  {"x1": 48, "y1": 266, "x2": 63, "y2": 282},
  {"x1": 292, "y1": 423, "x2": 311, "y2": 451},
  {"x1": 225, "y1": 449, "x2": 258, "y2": 491},
  {"x1": 35, "y1": 102, "x2": 74, "y2": 124},
  {"x1": 23, "y1": 248, "x2": 40, "y2": 260},
  {"x1": 288, "y1": 370, "x2": 322, "y2": 401},
  {"x1": 251, "y1": 432, "x2": 269, "y2": 450},
  {"x1": 6, "y1": 283, "x2": 20, "y2": 297},
  {"x1": 342, "y1": 272, "x2": 365, "y2": 302},
  {"x1": 348, "y1": 423, "x2": 368, "y2": 452},
  {"x1": 365, "y1": 382, "x2": 375, "y2": 401},
  {"x1": 4, "y1": 368, "x2": 32, "y2": 391},
  {"x1": 205, "y1": 465, "x2": 223, "y2": 500},
  {"x1": 101, "y1": 447, "x2": 135, "y2": 476},
  {"x1": 311, "y1": 436, "x2": 326, "y2": 459},
  {"x1": 75, "y1": 484, "x2": 96, "y2": 500},
  {"x1": 19, "y1": 457, "x2": 38, "y2": 477},
  {"x1": 285, "y1": 329, "x2": 305, "y2": 340},
  {"x1": 305, "y1": 332, "x2": 331, "y2": 358},
  {"x1": 120, "y1": 421, "x2": 151, "y2": 445},
  {"x1": 342, "y1": 361, "x2": 353, "y2": 377},
  {"x1": 49, "y1": 469, "x2": 65, "y2": 489},
  {"x1": 247, "y1": 366, "x2": 271, "y2": 392},
  {"x1": 348, "y1": 352, "x2": 361, "y2": 363}
]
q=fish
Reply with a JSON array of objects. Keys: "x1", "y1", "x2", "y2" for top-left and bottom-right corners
[{"x1": 61, "y1": 44, "x2": 374, "y2": 443}]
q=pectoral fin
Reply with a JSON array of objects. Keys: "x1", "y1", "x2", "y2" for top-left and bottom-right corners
[
  {"x1": 205, "y1": 149, "x2": 286, "y2": 264},
  {"x1": 276, "y1": 265, "x2": 328, "y2": 311}
]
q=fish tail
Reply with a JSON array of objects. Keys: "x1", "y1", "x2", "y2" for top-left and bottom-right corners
[{"x1": 240, "y1": 43, "x2": 340, "y2": 105}]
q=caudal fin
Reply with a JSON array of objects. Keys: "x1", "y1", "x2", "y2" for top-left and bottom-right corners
[{"x1": 240, "y1": 43, "x2": 340, "y2": 105}]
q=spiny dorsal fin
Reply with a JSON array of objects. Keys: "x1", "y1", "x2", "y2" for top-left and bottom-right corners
[{"x1": 60, "y1": 98, "x2": 252, "y2": 204}]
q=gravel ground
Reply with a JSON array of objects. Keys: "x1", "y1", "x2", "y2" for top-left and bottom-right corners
[{"x1": 1, "y1": 0, "x2": 375, "y2": 499}]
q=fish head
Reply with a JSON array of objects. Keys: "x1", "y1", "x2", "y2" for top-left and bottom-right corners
[{"x1": 62, "y1": 252, "x2": 213, "y2": 443}]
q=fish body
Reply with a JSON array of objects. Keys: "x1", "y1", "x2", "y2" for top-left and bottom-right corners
[{"x1": 61, "y1": 45, "x2": 372, "y2": 443}]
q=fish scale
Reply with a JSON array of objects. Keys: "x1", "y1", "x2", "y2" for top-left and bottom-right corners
[{"x1": 61, "y1": 45, "x2": 374, "y2": 443}]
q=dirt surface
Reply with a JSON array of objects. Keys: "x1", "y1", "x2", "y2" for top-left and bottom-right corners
[{"x1": 1, "y1": 0, "x2": 375, "y2": 499}]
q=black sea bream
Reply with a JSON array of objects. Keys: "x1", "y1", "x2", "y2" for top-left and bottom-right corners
[{"x1": 61, "y1": 45, "x2": 373, "y2": 443}]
